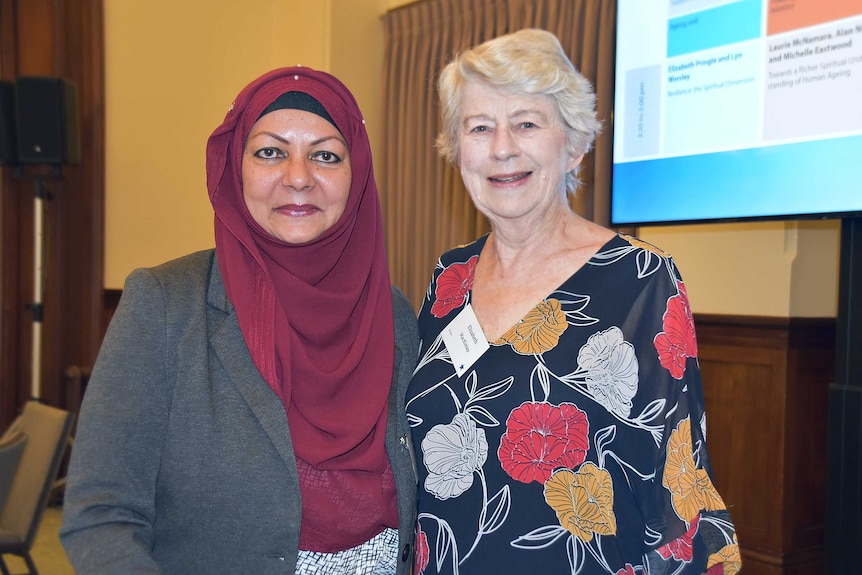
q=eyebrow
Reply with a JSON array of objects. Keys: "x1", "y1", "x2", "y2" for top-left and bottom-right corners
[
  {"x1": 250, "y1": 131, "x2": 346, "y2": 148},
  {"x1": 462, "y1": 108, "x2": 550, "y2": 124}
]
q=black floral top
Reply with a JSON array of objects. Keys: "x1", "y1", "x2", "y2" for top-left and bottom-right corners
[{"x1": 407, "y1": 234, "x2": 741, "y2": 575}]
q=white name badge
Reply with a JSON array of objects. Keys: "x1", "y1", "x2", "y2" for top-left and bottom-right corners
[{"x1": 441, "y1": 304, "x2": 490, "y2": 377}]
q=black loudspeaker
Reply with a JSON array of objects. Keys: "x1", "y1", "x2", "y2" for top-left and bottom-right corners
[
  {"x1": 0, "y1": 81, "x2": 17, "y2": 165},
  {"x1": 15, "y1": 77, "x2": 80, "y2": 165}
]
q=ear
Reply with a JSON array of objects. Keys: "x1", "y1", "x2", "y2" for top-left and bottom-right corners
[{"x1": 566, "y1": 152, "x2": 585, "y2": 174}]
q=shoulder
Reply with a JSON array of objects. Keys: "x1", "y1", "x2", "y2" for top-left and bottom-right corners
[
  {"x1": 124, "y1": 249, "x2": 215, "y2": 292},
  {"x1": 585, "y1": 234, "x2": 689, "y2": 317},
  {"x1": 438, "y1": 235, "x2": 485, "y2": 266},
  {"x1": 132, "y1": 249, "x2": 215, "y2": 283},
  {"x1": 596, "y1": 234, "x2": 683, "y2": 277},
  {"x1": 615, "y1": 233, "x2": 673, "y2": 259},
  {"x1": 120, "y1": 249, "x2": 216, "y2": 314}
]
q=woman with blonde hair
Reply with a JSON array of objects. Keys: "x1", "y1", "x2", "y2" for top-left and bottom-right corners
[{"x1": 407, "y1": 29, "x2": 740, "y2": 575}]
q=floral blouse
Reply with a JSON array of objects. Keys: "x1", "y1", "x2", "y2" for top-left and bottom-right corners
[{"x1": 406, "y1": 234, "x2": 741, "y2": 575}]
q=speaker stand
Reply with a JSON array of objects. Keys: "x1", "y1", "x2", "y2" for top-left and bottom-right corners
[
  {"x1": 16, "y1": 166, "x2": 61, "y2": 402},
  {"x1": 30, "y1": 176, "x2": 47, "y2": 401}
]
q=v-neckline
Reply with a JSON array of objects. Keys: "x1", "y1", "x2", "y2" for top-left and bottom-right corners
[{"x1": 467, "y1": 233, "x2": 622, "y2": 344}]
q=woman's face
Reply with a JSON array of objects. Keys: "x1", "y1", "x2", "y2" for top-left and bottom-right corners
[
  {"x1": 456, "y1": 81, "x2": 582, "y2": 223},
  {"x1": 242, "y1": 108, "x2": 351, "y2": 244}
]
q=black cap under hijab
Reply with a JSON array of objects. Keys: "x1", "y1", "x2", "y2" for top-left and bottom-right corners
[{"x1": 258, "y1": 91, "x2": 338, "y2": 130}]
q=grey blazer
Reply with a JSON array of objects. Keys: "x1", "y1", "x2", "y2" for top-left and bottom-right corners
[{"x1": 60, "y1": 250, "x2": 419, "y2": 574}]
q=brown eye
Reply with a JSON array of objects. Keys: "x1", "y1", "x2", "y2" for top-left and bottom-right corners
[
  {"x1": 254, "y1": 147, "x2": 282, "y2": 159},
  {"x1": 313, "y1": 150, "x2": 342, "y2": 163}
]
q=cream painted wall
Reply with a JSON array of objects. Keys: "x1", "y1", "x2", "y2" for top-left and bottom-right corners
[
  {"x1": 104, "y1": 0, "x2": 329, "y2": 288},
  {"x1": 787, "y1": 220, "x2": 842, "y2": 317},
  {"x1": 330, "y1": 0, "x2": 390, "y2": 171},
  {"x1": 105, "y1": 0, "x2": 403, "y2": 288},
  {"x1": 639, "y1": 220, "x2": 840, "y2": 317},
  {"x1": 104, "y1": 0, "x2": 841, "y2": 318}
]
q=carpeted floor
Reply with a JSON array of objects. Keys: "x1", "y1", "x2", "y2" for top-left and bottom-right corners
[{"x1": 3, "y1": 505, "x2": 75, "y2": 575}]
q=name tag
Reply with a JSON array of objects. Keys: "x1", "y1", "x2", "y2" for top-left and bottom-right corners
[{"x1": 441, "y1": 304, "x2": 490, "y2": 377}]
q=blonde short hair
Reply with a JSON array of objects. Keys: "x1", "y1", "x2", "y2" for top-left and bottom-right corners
[{"x1": 435, "y1": 28, "x2": 601, "y2": 194}]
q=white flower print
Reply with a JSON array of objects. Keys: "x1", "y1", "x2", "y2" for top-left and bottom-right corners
[
  {"x1": 421, "y1": 413, "x2": 488, "y2": 500},
  {"x1": 577, "y1": 327, "x2": 639, "y2": 417}
]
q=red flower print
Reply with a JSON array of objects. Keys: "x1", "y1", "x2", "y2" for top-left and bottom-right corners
[
  {"x1": 616, "y1": 565, "x2": 638, "y2": 575},
  {"x1": 654, "y1": 281, "x2": 698, "y2": 379},
  {"x1": 656, "y1": 514, "x2": 699, "y2": 562},
  {"x1": 414, "y1": 524, "x2": 430, "y2": 574},
  {"x1": 431, "y1": 255, "x2": 478, "y2": 318},
  {"x1": 676, "y1": 281, "x2": 698, "y2": 357},
  {"x1": 498, "y1": 402, "x2": 589, "y2": 484}
]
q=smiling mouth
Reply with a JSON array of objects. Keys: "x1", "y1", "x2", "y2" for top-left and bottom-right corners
[
  {"x1": 278, "y1": 204, "x2": 319, "y2": 216},
  {"x1": 488, "y1": 172, "x2": 530, "y2": 184}
]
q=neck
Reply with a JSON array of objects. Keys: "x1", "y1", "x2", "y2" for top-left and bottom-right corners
[{"x1": 486, "y1": 207, "x2": 581, "y2": 269}]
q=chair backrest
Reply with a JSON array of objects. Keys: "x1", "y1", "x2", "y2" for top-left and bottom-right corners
[
  {"x1": 0, "y1": 401, "x2": 74, "y2": 548},
  {"x1": 0, "y1": 430, "x2": 28, "y2": 515}
]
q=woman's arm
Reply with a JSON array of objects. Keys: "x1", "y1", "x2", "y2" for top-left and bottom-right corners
[{"x1": 60, "y1": 268, "x2": 173, "y2": 574}]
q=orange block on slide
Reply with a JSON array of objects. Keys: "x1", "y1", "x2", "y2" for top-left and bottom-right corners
[{"x1": 768, "y1": 0, "x2": 862, "y2": 35}]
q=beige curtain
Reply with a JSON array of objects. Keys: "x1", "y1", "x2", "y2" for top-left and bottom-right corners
[{"x1": 380, "y1": 0, "x2": 617, "y2": 309}]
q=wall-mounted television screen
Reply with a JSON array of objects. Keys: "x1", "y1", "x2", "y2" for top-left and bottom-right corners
[{"x1": 611, "y1": 0, "x2": 862, "y2": 226}]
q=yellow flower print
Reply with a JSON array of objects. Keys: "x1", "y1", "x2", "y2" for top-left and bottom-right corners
[
  {"x1": 495, "y1": 299, "x2": 567, "y2": 355},
  {"x1": 544, "y1": 463, "x2": 616, "y2": 542},
  {"x1": 663, "y1": 419, "x2": 727, "y2": 522},
  {"x1": 707, "y1": 541, "x2": 742, "y2": 575},
  {"x1": 621, "y1": 234, "x2": 670, "y2": 257}
]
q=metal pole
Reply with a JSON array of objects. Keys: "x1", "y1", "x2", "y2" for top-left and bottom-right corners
[{"x1": 31, "y1": 176, "x2": 46, "y2": 401}]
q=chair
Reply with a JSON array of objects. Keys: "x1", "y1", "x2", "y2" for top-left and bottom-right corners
[
  {"x1": 0, "y1": 402, "x2": 74, "y2": 575},
  {"x1": 0, "y1": 432, "x2": 27, "y2": 516}
]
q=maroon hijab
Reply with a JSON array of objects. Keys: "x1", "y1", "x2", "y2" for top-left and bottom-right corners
[{"x1": 206, "y1": 67, "x2": 397, "y2": 550}]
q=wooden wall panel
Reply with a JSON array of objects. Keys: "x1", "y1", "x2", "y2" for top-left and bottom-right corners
[
  {"x1": 0, "y1": 0, "x2": 104, "y2": 429},
  {"x1": 700, "y1": 346, "x2": 784, "y2": 551},
  {"x1": 696, "y1": 315, "x2": 835, "y2": 575}
]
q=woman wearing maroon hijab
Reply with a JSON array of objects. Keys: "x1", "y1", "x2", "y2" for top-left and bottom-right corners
[{"x1": 60, "y1": 67, "x2": 419, "y2": 575}]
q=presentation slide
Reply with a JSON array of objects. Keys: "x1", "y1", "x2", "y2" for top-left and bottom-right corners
[{"x1": 612, "y1": 0, "x2": 862, "y2": 225}]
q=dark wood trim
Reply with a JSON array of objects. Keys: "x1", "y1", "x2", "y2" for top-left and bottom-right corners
[
  {"x1": 1, "y1": 0, "x2": 28, "y2": 426},
  {"x1": 695, "y1": 313, "x2": 835, "y2": 575},
  {"x1": 0, "y1": 0, "x2": 104, "y2": 429}
]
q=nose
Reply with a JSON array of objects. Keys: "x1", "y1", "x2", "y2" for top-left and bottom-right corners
[
  {"x1": 490, "y1": 127, "x2": 518, "y2": 160},
  {"x1": 282, "y1": 156, "x2": 313, "y2": 190}
]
